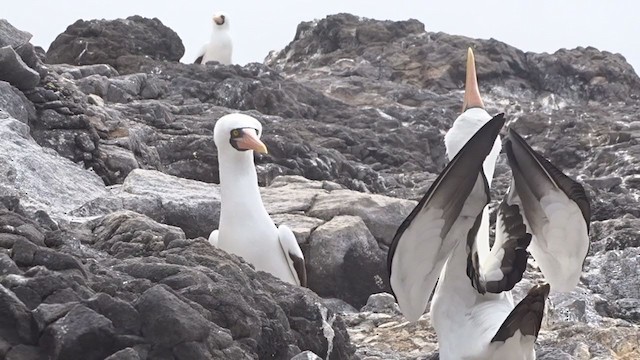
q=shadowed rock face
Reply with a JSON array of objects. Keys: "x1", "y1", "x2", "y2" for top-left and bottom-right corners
[{"x1": 0, "y1": 13, "x2": 639, "y2": 359}]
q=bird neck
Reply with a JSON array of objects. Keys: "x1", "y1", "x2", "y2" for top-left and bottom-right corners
[
  {"x1": 445, "y1": 111, "x2": 501, "y2": 187},
  {"x1": 211, "y1": 27, "x2": 230, "y2": 39},
  {"x1": 437, "y1": 222, "x2": 498, "y2": 303},
  {"x1": 440, "y1": 234, "x2": 476, "y2": 290},
  {"x1": 218, "y1": 150, "x2": 269, "y2": 218}
]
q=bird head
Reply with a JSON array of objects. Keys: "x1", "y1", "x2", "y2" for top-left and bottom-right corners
[
  {"x1": 444, "y1": 48, "x2": 502, "y2": 185},
  {"x1": 212, "y1": 12, "x2": 229, "y2": 28},
  {"x1": 445, "y1": 47, "x2": 494, "y2": 158},
  {"x1": 213, "y1": 113, "x2": 267, "y2": 154}
]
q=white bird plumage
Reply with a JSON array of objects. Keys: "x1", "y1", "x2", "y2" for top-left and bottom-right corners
[
  {"x1": 209, "y1": 113, "x2": 306, "y2": 287},
  {"x1": 195, "y1": 12, "x2": 232, "y2": 65},
  {"x1": 388, "y1": 48, "x2": 590, "y2": 359}
]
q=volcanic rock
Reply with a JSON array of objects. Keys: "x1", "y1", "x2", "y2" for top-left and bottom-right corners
[
  {"x1": 46, "y1": 16, "x2": 184, "y2": 69},
  {"x1": 0, "y1": 13, "x2": 638, "y2": 359},
  {"x1": 0, "y1": 46, "x2": 40, "y2": 90}
]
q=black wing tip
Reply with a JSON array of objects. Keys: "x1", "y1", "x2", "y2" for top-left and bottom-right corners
[
  {"x1": 491, "y1": 282, "x2": 550, "y2": 342},
  {"x1": 489, "y1": 113, "x2": 506, "y2": 131},
  {"x1": 194, "y1": 55, "x2": 204, "y2": 64},
  {"x1": 530, "y1": 282, "x2": 551, "y2": 297},
  {"x1": 289, "y1": 253, "x2": 308, "y2": 287},
  {"x1": 506, "y1": 127, "x2": 592, "y2": 232}
]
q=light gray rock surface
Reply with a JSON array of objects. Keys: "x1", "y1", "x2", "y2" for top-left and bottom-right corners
[
  {"x1": 0, "y1": 116, "x2": 106, "y2": 221},
  {"x1": 72, "y1": 169, "x2": 220, "y2": 239}
]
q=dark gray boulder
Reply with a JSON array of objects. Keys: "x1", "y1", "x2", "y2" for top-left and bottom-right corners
[
  {"x1": 40, "y1": 305, "x2": 118, "y2": 360},
  {"x1": 0, "y1": 46, "x2": 40, "y2": 90},
  {"x1": 135, "y1": 285, "x2": 212, "y2": 347},
  {"x1": 0, "y1": 285, "x2": 37, "y2": 345},
  {"x1": 307, "y1": 215, "x2": 389, "y2": 307},
  {"x1": 46, "y1": 16, "x2": 185, "y2": 69},
  {"x1": 0, "y1": 81, "x2": 36, "y2": 124}
]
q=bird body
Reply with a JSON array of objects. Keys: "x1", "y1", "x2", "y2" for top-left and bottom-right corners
[
  {"x1": 210, "y1": 114, "x2": 306, "y2": 286},
  {"x1": 388, "y1": 48, "x2": 588, "y2": 359},
  {"x1": 195, "y1": 12, "x2": 232, "y2": 65}
]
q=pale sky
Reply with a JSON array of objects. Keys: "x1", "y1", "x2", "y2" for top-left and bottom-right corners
[{"x1": 4, "y1": 1, "x2": 639, "y2": 74}]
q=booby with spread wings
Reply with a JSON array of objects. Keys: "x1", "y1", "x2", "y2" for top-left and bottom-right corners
[
  {"x1": 388, "y1": 48, "x2": 590, "y2": 359},
  {"x1": 209, "y1": 113, "x2": 306, "y2": 287}
]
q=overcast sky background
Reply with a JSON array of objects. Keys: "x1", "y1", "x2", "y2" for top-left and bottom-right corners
[{"x1": 4, "y1": 1, "x2": 639, "y2": 74}]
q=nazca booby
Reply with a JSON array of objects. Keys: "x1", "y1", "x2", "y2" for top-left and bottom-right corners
[
  {"x1": 195, "y1": 12, "x2": 232, "y2": 65},
  {"x1": 209, "y1": 113, "x2": 307, "y2": 287},
  {"x1": 388, "y1": 48, "x2": 590, "y2": 359}
]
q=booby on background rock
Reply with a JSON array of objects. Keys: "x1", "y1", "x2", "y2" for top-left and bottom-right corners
[{"x1": 195, "y1": 12, "x2": 232, "y2": 65}]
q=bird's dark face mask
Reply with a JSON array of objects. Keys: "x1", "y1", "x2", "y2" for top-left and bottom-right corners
[{"x1": 230, "y1": 128, "x2": 267, "y2": 153}]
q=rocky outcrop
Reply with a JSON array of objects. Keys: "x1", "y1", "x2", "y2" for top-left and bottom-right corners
[
  {"x1": 46, "y1": 16, "x2": 184, "y2": 69},
  {"x1": 72, "y1": 169, "x2": 409, "y2": 308},
  {"x1": 266, "y1": 13, "x2": 640, "y2": 104},
  {"x1": 0, "y1": 20, "x2": 42, "y2": 91},
  {"x1": 0, "y1": 200, "x2": 355, "y2": 359},
  {"x1": 0, "y1": 13, "x2": 639, "y2": 359}
]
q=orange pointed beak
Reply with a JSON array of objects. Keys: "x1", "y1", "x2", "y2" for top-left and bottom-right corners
[
  {"x1": 462, "y1": 48, "x2": 484, "y2": 112},
  {"x1": 236, "y1": 129, "x2": 268, "y2": 154}
]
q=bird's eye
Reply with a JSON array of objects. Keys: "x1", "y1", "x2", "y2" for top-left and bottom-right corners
[
  {"x1": 231, "y1": 129, "x2": 240, "y2": 137},
  {"x1": 220, "y1": 15, "x2": 225, "y2": 21}
]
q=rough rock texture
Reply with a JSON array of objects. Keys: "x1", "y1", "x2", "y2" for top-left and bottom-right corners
[
  {"x1": 0, "y1": 116, "x2": 106, "y2": 221},
  {"x1": 0, "y1": 80, "x2": 35, "y2": 123},
  {"x1": 46, "y1": 16, "x2": 184, "y2": 69},
  {"x1": 72, "y1": 169, "x2": 220, "y2": 239},
  {"x1": 74, "y1": 170, "x2": 402, "y2": 308},
  {"x1": 0, "y1": 19, "x2": 33, "y2": 49},
  {"x1": 0, "y1": 13, "x2": 638, "y2": 359},
  {"x1": 0, "y1": 46, "x2": 40, "y2": 90},
  {"x1": 0, "y1": 202, "x2": 355, "y2": 359}
]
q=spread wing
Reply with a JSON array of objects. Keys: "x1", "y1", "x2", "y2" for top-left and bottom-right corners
[
  {"x1": 388, "y1": 113, "x2": 505, "y2": 322},
  {"x1": 277, "y1": 225, "x2": 307, "y2": 287},
  {"x1": 505, "y1": 128, "x2": 591, "y2": 292},
  {"x1": 491, "y1": 283, "x2": 549, "y2": 343}
]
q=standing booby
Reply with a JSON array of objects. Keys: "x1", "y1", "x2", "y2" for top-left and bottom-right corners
[
  {"x1": 388, "y1": 48, "x2": 590, "y2": 359},
  {"x1": 209, "y1": 113, "x2": 306, "y2": 287},
  {"x1": 195, "y1": 12, "x2": 232, "y2": 65}
]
